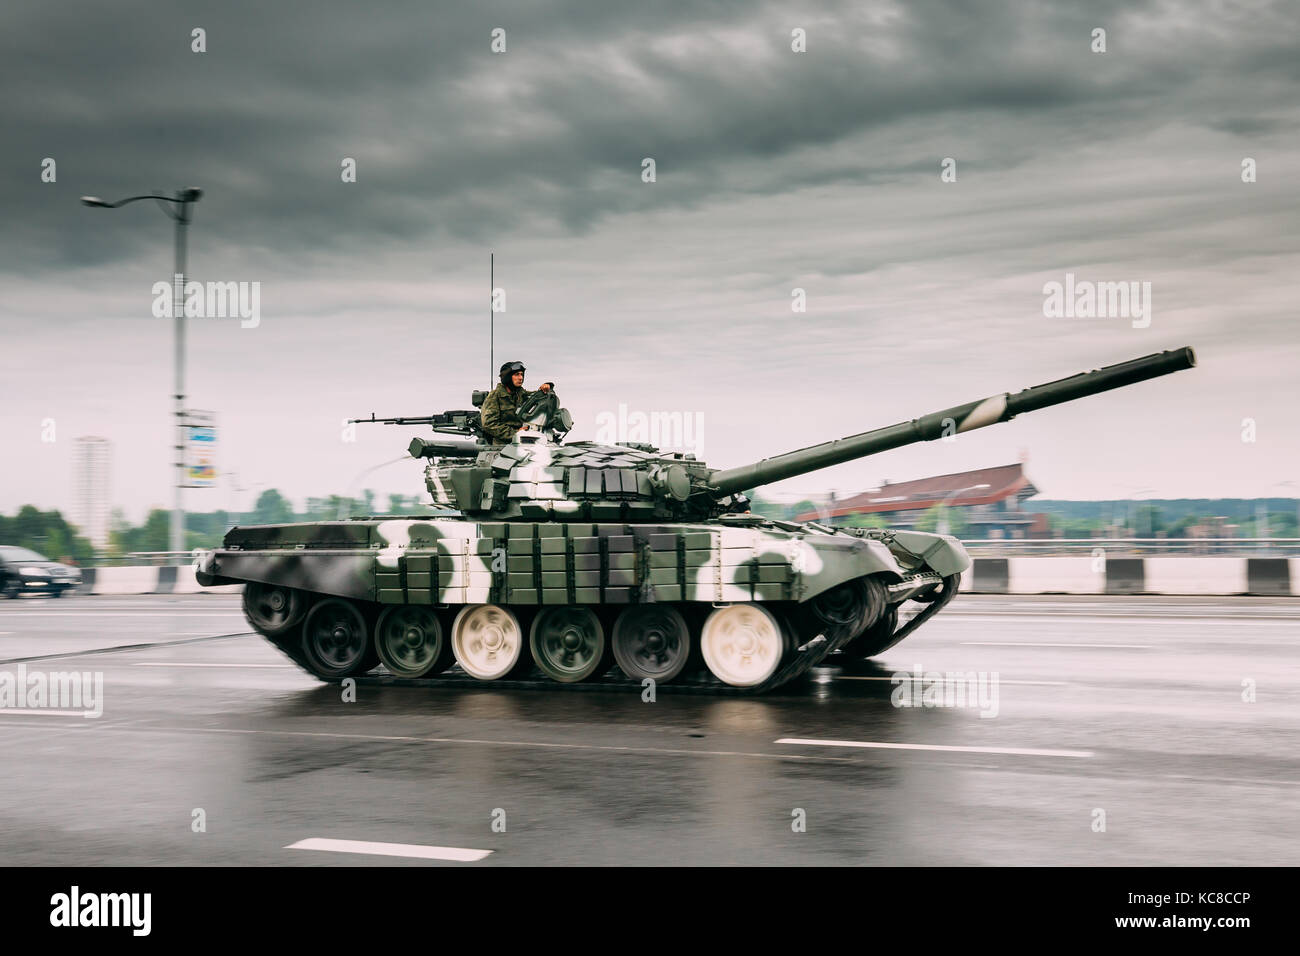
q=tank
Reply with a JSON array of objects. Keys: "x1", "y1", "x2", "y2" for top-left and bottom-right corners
[{"x1": 195, "y1": 346, "x2": 1196, "y2": 692}]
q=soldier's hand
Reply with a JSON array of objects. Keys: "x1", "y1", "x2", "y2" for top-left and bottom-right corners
[{"x1": 539, "y1": 383, "x2": 551, "y2": 392}]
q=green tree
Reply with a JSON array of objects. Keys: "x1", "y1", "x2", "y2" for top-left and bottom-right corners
[
  {"x1": 110, "y1": 509, "x2": 171, "y2": 555},
  {"x1": 324, "y1": 495, "x2": 359, "y2": 519},
  {"x1": 251, "y1": 489, "x2": 294, "y2": 525},
  {"x1": 1053, "y1": 515, "x2": 1103, "y2": 538},
  {"x1": 1168, "y1": 514, "x2": 1204, "y2": 539},
  {"x1": 0, "y1": 506, "x2": 94, "y2": 562}
]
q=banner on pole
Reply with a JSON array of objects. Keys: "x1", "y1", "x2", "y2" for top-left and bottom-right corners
[{"x1": 183, "y1": 411, "x2": 217, "y2": 487}]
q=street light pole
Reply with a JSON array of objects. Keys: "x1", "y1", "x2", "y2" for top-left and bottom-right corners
[
  {"x1": 82, "y1": 188, "x2": 203, "y2": 560},
  {"x1": 170, "y1": 197, "x2": 195, "y2": 558}
]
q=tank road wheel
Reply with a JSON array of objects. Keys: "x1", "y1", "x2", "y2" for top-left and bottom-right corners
[
  {"x1": 612, "y1": 605, "x2": 691, "y2": 683},
  {"x1": 374, "y1": 605, "x2": 454, "y2": 678},
  {"x1": 451, "y1": 604, "x2": 525, "y2": 681},
  {"x1": 301, "y1": 599, "x2": 374, "y2": 679},
  {"x1": 529, "y1": 607, "x2": 607, "y2": 683},
  {"x1": 527, "y1": 608, "x2": 603, "y2": 686},
  {"x1": 700, "y1": 604, "x2": 789, "y2": 688},
  {"x1": 840, "y1": 605, "x2": 899, "y2": 661},
  {"x1": 242, "y1": 582, "x2": 308, "y2": 637}
]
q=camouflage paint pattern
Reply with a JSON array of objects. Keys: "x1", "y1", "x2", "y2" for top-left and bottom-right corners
[{"x1": 195, "y1": 516, "x2": 967, "y2": 609}]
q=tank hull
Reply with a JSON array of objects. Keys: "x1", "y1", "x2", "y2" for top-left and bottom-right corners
[{"x1": 195, "y1": 515, "x2": 970, "y2": 693}]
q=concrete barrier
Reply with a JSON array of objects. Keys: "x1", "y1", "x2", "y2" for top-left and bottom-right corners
[
  {"x1": 1104, "y1": 558, "x2": 1145, "y2": 594},
  {"x1": 156, "y1": 565, "x2": 177, "y2": 593},
  {"x1": 962, "y1": 557, "x2": 1298, "y2": 596},
  {"x1": 1008, "y1": 557, "x2": 1104, "y2": 594},
  {"x1": 1146, "y1": 557, "x2": 1247, "y2": 595},
  {"x1": 1246, "y1": 558, "x2": 1291, "y2": 596},
  {"x1": 971, "y1": 558, "x2": 1009, "y2": 594},
  {"x1": 92, "y1": 566, "x2": 162, "y2": 595},
  {"x1": 84, "y1": 566, "x2": 238, "y2": 595}
]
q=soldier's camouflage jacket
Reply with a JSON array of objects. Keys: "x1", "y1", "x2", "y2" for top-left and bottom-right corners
[{"x1": 481, "y1": 383, "x2": 556, "y2": 443}]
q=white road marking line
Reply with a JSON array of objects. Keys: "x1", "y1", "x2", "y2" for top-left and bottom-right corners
[
  {"x1": 0, "y1": 717, "x2": 135, "y2": 731},
  {"x1": 776, "y1": 737, "x2": 1094, "y2": 758},
  {"x1": 960, "y1": 641, "x2": 1153, "y2": 648},
  {"x1": 834, "y1": 675, "x2": 1068, "y2": 686},
  {"x1": 286, "y1": 838, "x2": 491, "y2": 862},
  {"x1": 132, "y1": 662, "x2": 293, "y2": 668},
  {"x1": 1161, "y1": 774, "x2": 1300, "y2": 788}
]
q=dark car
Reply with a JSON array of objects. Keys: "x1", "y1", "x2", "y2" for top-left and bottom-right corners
[{"x1": 0, "y1": 546, "x2": 83, "y2": 598}]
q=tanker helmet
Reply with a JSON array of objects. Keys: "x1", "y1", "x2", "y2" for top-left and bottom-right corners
[{"x1": 499, "y1": 361, "x2": 526, "y2": 386}]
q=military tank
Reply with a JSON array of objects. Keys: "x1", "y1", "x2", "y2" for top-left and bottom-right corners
[{"x1": 196, "y1": 347, "x2": 1196, "y2": 693}]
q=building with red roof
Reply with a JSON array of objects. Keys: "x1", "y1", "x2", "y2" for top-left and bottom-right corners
[{"x1": 792, "y1": 462, "x2": 1046, "y2": 537}]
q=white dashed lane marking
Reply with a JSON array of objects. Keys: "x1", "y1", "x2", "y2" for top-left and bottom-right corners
[
  {"x1": 960, "y1": 641, "x2": 1153, "y2": 648},
  {"x1": 833, "y1": 675, "x2": 1068, "y2": 686},
  {"x1": 777, "y1": 737, "x2": 1094, "y2": 758},
  {"x1": 286, "y1": 838, "x2": 491, "y2": 862},
  {"x1": 132, "y1": 662, "x2": 293, "y2": 668}
]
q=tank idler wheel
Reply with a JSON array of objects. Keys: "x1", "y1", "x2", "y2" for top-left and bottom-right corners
[
  {"x1": 451, "y1": 604, "x2": 526, "y2": 681},
  {"x1": 804, "y1": 576, "x2": 886, "y2": 643},
  {"x1": 242, "y1": 582, "x2": 309, "y2": 637},
  {"x1": 913, "y1": 573, "x2": 960, "y2": 604},
  {"x1": 530, "y1": 606, "x2": 607, "y2": 683},
  {"x1": 840, "y1": 605, "x2": 899, "y2": 661},
  {"x1": 374, "y1": 605, "x2": 454, "y2": 678},
  {"x1": 301, "y1": 598, "x2": 375, "y2": 679},
  {"x1": 612, "y1": 605, "x2": 691, "y2": 683},
  {"x1": 700, "y1": 604, "x2": 790, "y2": 688}
]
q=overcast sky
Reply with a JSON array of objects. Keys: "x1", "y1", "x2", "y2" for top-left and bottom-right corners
[{"x1": 4, "y1": 0, "x2": 1299, "y2": 522}]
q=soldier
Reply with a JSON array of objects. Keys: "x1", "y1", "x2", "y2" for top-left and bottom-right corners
[{"x1": 480, "y1": 361, "x2": 556, "y2": 443}]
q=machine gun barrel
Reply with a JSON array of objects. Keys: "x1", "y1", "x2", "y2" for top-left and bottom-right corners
[
  {"x1": 350, "y1": 410, "x2": 480, "y2": 427},
  {"x1": 708, "y1": 346, "x2": 1196, "y2": 496},
  {"x1": 350, "y1": 413, "x2": 439, "y2": 426}
]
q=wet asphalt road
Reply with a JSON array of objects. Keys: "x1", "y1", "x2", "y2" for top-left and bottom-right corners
[{"x1": 1, "y1": 593, "x2": 1296, "y2": 866}]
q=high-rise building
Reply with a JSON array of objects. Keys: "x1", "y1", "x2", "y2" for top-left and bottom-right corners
[{"x1": 73, "y1": 437, "x2": 112, "y2": 551}]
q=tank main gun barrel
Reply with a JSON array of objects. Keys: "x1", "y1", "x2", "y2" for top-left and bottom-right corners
[{"x1": 708, "y1": 346, "x2": 1196, "y2": 496}]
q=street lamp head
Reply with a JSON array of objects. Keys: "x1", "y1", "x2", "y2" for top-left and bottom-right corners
[
  {"x1": 80, "y1": 196, "x2": 109, "y2": 207},
  {"x1": 179, "y1": 187, "x2": 203, "y2": 203}
]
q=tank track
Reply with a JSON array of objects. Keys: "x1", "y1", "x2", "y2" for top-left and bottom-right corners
[{"x1": 247, "y1": 574, "x2": 961, "y2": 696}]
